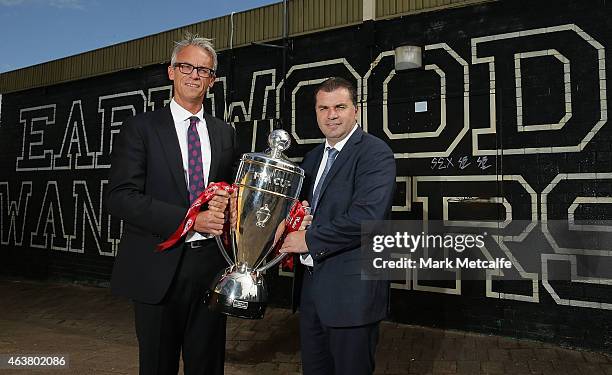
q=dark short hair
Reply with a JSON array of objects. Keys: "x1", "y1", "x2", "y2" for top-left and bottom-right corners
[{"x1": 313, "y1": 77, "x2": 358, "y2": 107}]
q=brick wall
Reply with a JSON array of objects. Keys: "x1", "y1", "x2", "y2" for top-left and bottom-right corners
[{"x1": 1, "y1": 0, "x2": 610, "y2": 351}]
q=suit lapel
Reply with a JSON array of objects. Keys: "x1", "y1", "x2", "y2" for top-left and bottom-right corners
[
  {"x1": 204, "y1": 112, "x2": 222, "y2": 183},
  {"x1": 154, "y1": 107, "x2": 189, "y2": 204},
  {"x1": 316, "y1": 127, "x2": 363, "y2": 204}
]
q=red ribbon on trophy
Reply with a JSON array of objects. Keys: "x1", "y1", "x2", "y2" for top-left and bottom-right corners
[
  {"x1": 273, "y1": 200, "x2": 308, "y2": 271},
  {"x1": 156, "y1": 182, "x2": 237, "y2": 252}
]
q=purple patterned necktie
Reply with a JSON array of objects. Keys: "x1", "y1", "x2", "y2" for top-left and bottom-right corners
[{"x1": 187, "y1": 116, "x2": 205, "y2": 203}]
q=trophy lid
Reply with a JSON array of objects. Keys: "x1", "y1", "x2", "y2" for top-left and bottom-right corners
[{"x1": 240, "y1": 130, "x2": 304, "y2": 176}]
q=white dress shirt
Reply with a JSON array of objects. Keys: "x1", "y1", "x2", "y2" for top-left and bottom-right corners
[
  {"x1": 169, "y1": 99, "x2": 212, "y2": 242},
  {"x1": 301, "y1": 124, "x2": 359, "y2": 266}
]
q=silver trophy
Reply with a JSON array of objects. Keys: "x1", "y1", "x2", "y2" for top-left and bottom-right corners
[{"x1": 204, "y1": 130, "x2": 304, "y2": 319}]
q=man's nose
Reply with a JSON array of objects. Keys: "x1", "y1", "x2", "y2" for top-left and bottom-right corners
[{"x1": 327, "y1": 108, "x2": 338, "y2": 119}]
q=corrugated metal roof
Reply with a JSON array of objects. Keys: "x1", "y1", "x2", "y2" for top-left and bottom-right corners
[
  {"x1": 0, "y1": 0, "x2": 491, "y2": 94},
  {"x1": 376, "y1": 0, "x2": 487, "y2": 18}
]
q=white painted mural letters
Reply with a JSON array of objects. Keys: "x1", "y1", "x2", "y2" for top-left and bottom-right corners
[
  {"x1": 471, "y1": 24, "x2": 607, "y2": 155},
  {"x1": 0, "y1": 182, "x2": 32, "y2": 246},
  {"x1": 94, "y1": 90, "x2": 147, "y2": 168},
  {"x1": 30, "y1": 181, "x2": 70, "y2": 251},
  {"x1": 53, "y1": 100, "x2": 96, "y2": 170},
  {"x1": 16, "y1": 105, "x2": 56, "y2": 171}
]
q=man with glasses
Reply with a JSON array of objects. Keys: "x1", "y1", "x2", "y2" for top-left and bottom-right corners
[{"x1": 107, "y1": 33, "x2": 236, "y2": 375}]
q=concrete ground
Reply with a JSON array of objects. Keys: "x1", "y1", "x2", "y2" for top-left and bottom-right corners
[{"x1": 0, "y1": 278, "x2": 610, "y2": 375}]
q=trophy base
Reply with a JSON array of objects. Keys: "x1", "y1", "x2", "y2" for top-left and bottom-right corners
[
  {"x1": 204, "y1": 267, "x2": 268, "y2": 319},
  {"x1": 204, "y1": 289, "x2": 266, "y2": 319}
]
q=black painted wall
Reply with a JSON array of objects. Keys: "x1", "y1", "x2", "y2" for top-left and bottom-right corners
[{"x1": 1, "y1": 0, "x2": 611, "y2": 351}]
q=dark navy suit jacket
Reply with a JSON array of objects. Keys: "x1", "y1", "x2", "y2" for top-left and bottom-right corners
[
  {"x1": 293, "y1": 126, "x2": 396, "y2": 327},
  {"x1": 106, "y1": 106, "x2": 236, "y2": 304}
]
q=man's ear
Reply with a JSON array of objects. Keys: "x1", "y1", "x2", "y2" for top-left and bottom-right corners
[{"x1": 168, "y1": 65, "x2": 175, "y2": 81}]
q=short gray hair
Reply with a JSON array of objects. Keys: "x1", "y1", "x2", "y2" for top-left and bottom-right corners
[{"x1": 170, "y1": 32, "x2": 218, "y2": 72}]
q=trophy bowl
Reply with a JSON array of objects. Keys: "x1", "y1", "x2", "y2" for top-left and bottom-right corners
[{"x1": 204, "y1": 129, "x2": 304, "y2": 319}]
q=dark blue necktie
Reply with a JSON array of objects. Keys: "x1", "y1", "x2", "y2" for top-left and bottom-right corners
[
  {"x1": 311, "y1": 147, "x2": 339, "y2": 213},
  {"x1": 187, "y1": 116, "x2": 205, "y2": 203}
]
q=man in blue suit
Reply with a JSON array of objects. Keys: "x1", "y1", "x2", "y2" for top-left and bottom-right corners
[{"x1": 280, "y1": 77, "x2": 396, "y2": 374}]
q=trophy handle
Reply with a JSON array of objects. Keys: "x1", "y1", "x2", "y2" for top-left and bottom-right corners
[
  {"x1": 215, "y1": 234, "x2": 235, "y2": 266},
  {"x1": 215, "y1": 195, "x2": 238, "y2": 266},
  {"x1": 257, "y1": 252, "x2": 288, "y2": 273},
  {"x1": 253, "y1": 201, "x2": 307, "y2": 272}
]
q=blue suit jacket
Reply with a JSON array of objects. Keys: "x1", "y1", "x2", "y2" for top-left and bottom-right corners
[{"x1": 294, "y1": 126, "x2": 396, "y2": 327}]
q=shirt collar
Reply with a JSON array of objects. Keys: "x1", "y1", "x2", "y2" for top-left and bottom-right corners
[
  {"x1": 325, "y1": 124, "x2": 359, "y2": 152},
  {"x1": 170, "y1": 99, "x2": 205, "y2": 124}
]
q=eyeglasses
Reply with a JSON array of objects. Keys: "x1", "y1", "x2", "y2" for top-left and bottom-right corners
[{"x1": 174, "y1": 62, "x2": 215, "y2": 78}]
